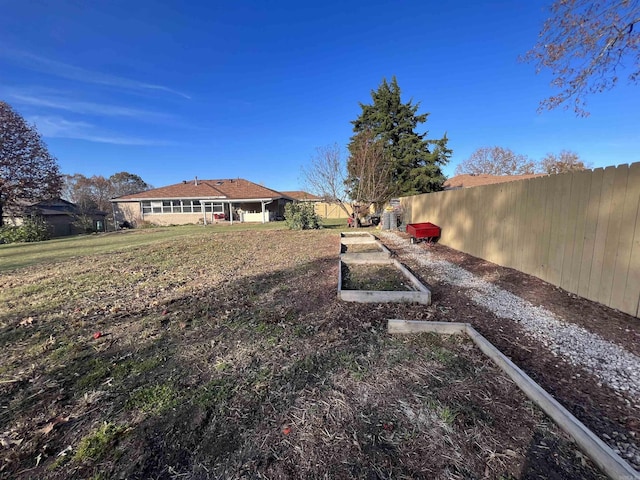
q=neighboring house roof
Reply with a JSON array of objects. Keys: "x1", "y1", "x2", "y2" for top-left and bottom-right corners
[
  {"x1": 443, "y1": 173, "x2": 547, "y2": 190},
  {"x1": 280, "y1": 191, "x2": 323, "y2": 201},
  {"x1": 112, "y1": 178, "x2": 288, "y2": 202},
  {"x1": 3, "y1": 198, "x2": 107, "y2": 218}
]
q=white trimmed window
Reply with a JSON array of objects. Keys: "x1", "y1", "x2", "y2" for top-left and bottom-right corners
[{"x1": 142, "y1": 200, "x2": 222, "y2": 214}]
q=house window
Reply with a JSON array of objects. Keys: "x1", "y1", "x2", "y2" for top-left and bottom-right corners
[{"x1": 141, "y1": 199, "x2": 217, "y2": 214}]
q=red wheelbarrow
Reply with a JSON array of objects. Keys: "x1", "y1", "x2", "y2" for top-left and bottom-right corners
[{"x1": 406, "y1": 222, "x2": 441, "y2": 244}]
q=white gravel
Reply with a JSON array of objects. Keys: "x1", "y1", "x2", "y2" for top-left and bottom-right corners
[{"x1": 380, "y1": 231, "x2": 640, "y2": 400}]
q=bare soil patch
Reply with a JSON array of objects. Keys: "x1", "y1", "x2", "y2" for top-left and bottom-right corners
[
  {"x1": 341, "y1": 263, "x2": 416, "y2": 291},
  {"x1": 0, "y1": 228, "x2": 615, "y2": 479},
  {"x1": 341, "y1": 242, "x2": 383, "y2": 253}
]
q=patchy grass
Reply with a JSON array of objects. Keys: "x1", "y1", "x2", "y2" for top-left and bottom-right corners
[
  {"x1": 0, "y1": 227, "x2": 607, "y2": 479},
  {"x1": 73, "y1": 422, "x2": 128, "y2": 462}
]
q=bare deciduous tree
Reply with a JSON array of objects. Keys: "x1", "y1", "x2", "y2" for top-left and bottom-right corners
[
  {"x1": 346, "y1": 129, "x2": 393, "y2": 214},
  {"x1": 300, "y1": 143, "x2": 351, "y2": 217},
  {"x1": 523, "y1": 0, "x2": 640, "y2": 116},
  {"x1": 540, "y1": 150, "x2": 590, "y2": 174},
  {"x1": 455, "y1": 147, "x2": 536, "y2": 176}
]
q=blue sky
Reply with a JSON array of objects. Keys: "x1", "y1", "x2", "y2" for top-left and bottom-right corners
[{"x1": 1, "y1": 0, "x2": 638, "y2": 192}]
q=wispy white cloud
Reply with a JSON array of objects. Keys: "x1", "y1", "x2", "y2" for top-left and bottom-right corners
[
  {"x1": 0, "y1": 47, "x2": 191, "y2": 100},
  {"x1": 29, "y1": 115, "x2": 176, "y2": 146},
  {"x1": 6, "y1": 89, "x2": 174, "y2": 122}
]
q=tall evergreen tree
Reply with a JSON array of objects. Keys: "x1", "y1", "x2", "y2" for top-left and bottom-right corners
[{"x1": 348, "y1": 77, "x2": 451, "y2": 197}]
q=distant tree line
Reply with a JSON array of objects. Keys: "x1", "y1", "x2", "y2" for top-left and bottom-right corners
[
  {"x1": 455, "y1": 147, "x2": 590, "y2": 176},
  {"x1": 62, "y1": 172, "x2": 152, "y2": 215}
]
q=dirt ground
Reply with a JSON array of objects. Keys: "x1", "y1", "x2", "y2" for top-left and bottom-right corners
[
  {"x1": 381, "y1": 232, "x2": 640, "y2": 473},
  {"x1": 0, "y1": 227, "x2": 635, "y2": 479}
]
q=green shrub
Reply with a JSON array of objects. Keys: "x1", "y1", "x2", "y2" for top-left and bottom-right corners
[
  {"x1": 284, "y1": 202, "x2": 321, "y2": 230},
  {"x1": 0, "y1": 217, "x2": 51, "y2": 243}
]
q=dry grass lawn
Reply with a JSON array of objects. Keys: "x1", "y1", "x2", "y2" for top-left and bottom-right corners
[{"x1": 0, "y1": 226, "x2": 606, "y2": 479}]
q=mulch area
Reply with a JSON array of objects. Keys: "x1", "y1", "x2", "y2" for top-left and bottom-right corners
[{"x1": 380, "y1": 234, "x2": 640, "y2": 469}]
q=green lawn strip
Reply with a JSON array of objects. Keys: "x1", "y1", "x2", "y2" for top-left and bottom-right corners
[{"x1": 0, "y1": 223, "x2": 286, "y2": 272}]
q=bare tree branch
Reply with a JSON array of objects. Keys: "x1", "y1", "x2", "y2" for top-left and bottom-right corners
[
  {"x1": 522, "y1": 0, "x2": 640, "y2": 115},
  {"x1": 300, "y1": 144, "x2": 351, "y2": 217}
]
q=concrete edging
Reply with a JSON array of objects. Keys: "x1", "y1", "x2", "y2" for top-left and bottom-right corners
[{"x1": 387, "y1": 319, "x2": 640, "y2": 480}]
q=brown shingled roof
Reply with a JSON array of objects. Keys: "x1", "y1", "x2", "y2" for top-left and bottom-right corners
[
  {"x1": 443, "y1": 173, "x2": 546, "y2": 189},
  {"x1": 280, "y1": 191, "x2": 323, "y2": 201},
  {"x1": 112, "y1": 178, "x2": 287, "y2": 201}
]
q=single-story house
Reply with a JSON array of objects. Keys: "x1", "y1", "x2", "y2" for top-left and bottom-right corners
[
  {"x1": 2, "y1": 198, "x2": 107, "y2": 237},
  {"x1": 443, "y1": 173, "x2": 547, "y2": 190},
  {"x1": 281, "y1": 190, "x2": 353, "y2": 219},
  {"x1": 111, "y1": 178, "x2": 294, "y2": 226}
]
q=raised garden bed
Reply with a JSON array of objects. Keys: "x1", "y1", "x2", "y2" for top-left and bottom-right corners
[
  {"x1": 338, "y1": 258, "x2": 431, "y2": 304},
  {"x1": 339, "y1": 232, "x2": 391, "y2": 262}
]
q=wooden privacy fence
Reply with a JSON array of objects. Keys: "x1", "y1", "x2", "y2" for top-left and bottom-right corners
[
  {"x1": 401, "y1": 162, "x2": 640, "y2": 318},
  {"x1": 314, "y1": 202, "x2": 353, "y2": 219}
]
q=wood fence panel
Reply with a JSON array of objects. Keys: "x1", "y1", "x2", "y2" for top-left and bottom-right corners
[
  {"x1": 560, "y1": 171, "x2": 582, "y2": 291},
  {"x1": 463, "y1": 188, "x2": 480, "y2": 257},
  {"x1": 563, "y1": 170, "x2": 592, "y2": 294},
  {"x1": 587, "y1": 166, "x2": 616, "y2": 303},
  {"x1": 478, "y1": 185, "x2": 491, "y2": 260},
  {"x1": 530, "y1": 177, "x2": 547, "y2": 278},
  {"x1": 624, "y1": 201, "x2": 640, "y2": 317},
  {"x1": 540, "y1": 174, "x2": 559, "y2": 281},
  {"x1": 611, "y1": 162, "x2": 640, "y2": 313},
  {"x1": 598, "y1": 165, "x2": 629, "y2": 305},
  {"x1": 515, "y1": 180, "x2": 531, "y2": 272},
  {"x1": 496, "y1": 183, "x2": 511, "y2": 265},
  {"x1": 500, "y1": 182, "x2": 514, "y2": 268},
  {"x1": 449, "y1": 190, "x2": 462, "y2": 249},
  {"x1": 482, "y1": 184, "x2": 493, "y2": 261},
  {"x1": 577, "y1": 168, "x2": 604, "y2": 299},
  {"x1": 547, "y1": 174, "x2": 572, "y2": 286},
  {"x1": 539, "y1": 175, "x2": 562, "y2": 282},
  {"x1": 513, "y1": 180, "x2": 528, "y2": 272}
]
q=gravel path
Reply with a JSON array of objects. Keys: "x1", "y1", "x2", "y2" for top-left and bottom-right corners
[{"x1": 380, "y1": 232, "x2": 640, "y2": 401}]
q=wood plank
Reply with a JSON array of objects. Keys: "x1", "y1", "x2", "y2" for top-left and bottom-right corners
[
  {"x1": 547, "y1": 173, "x2": 572, "y2": 286},
  {"x1": 514, "y1": 180, "x2": 529, "y2": 272},
  {"x1": 519, "y1": 179, "x2": 534, "y2": 274},
  {"x1": 530, "y1": 177, "x2": 547, "y2": 279},
  {"x1": 540, "y1": 174, "x2": 558, "y2": 281},
  {"x1": 615, "y1": 162, "x2": 640, "y2": 316},
  {"x1": 563, "y1": 170, "x2": 592, "y2": 295},
  {"x1": 577, "y1": 168, "x2": 603, "y2": 298},
  {"x1": 387, "y1": 319, "x2": 468, "y2": 335},
  {"x1": 559, "y1": 170, "x2": 581, "y2": 292},
  {"x1": 525, "y1": 178, "x2": 542, "y2": 277},
  {"x1": 500, "y1": 182, "x2": 514, "y2": 268},
  {"x1": 598, "y1": 165, "x2": 629, "y2": 306},
  {"x1": 509, "y1": 181, "x2": 526, "y2": 269},
  {"x1": 587, "y1": 166, "x2": 617, "y2": 302}
]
